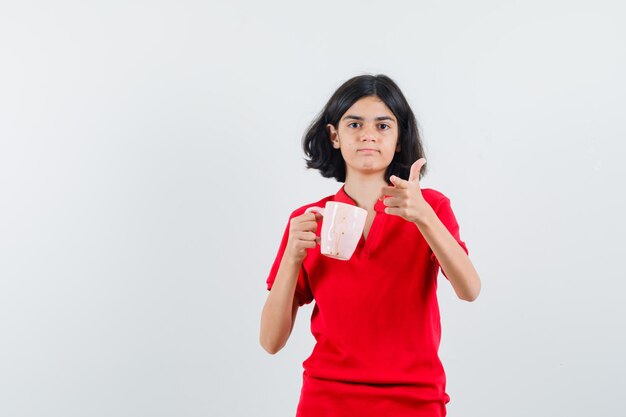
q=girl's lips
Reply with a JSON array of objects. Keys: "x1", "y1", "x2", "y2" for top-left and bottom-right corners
[{"x1": 357, "y1": 149, "x2": 379, "y2": 153}]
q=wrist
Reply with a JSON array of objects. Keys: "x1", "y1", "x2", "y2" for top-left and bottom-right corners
[
  {"x1": 413, "y1": 205, "x2": 437, "y2": 228},
  {"x1": 282, "y1": 251, "x2": 304, "y2": 268}
]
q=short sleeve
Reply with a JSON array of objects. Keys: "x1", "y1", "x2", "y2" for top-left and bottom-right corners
[
  {"x1": 266, "y1": 218, "x2": 314, "y2": 306},
  {"x1": 430, "y1": 197, "x2": 469, "y2": 279}
]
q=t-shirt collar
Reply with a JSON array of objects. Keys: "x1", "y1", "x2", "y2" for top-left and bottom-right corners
[{"x1": 334, "y1": 185, "x2": 387, "y2": 213}]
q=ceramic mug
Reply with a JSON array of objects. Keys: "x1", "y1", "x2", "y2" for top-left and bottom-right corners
[{"x1": 305, "y1": 201, "x2": 367, "y2": 260}]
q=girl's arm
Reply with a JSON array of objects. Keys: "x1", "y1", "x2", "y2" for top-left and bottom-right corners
[
  {"x1": 260, "y1": 258, "x2": 302, "y2": 354},
  {"x1": 382, "y1": 159, "x2": 481, "y2": 301},
  {"x1": 260, "y1": 211, "x2": 320, "y2": 354},
  {"x1": 415, "y1": 208, "x2": 481, "y2": 301}
]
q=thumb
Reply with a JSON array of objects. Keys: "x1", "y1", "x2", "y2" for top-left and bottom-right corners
[{"x1": 409, "y1": 158, "x2": 427, "y2": 183}]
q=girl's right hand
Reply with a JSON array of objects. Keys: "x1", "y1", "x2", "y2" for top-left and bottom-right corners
[{"x1": 284, "y1": 212, "x2": 322, "y2": 264}]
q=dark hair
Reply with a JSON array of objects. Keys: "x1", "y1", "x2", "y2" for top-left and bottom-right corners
[{"x1": 303, "y1": 74, "x2": 426, "y2": 183}]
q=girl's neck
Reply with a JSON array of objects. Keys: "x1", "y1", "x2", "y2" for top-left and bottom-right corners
[{"x1": 343, "y1": 172, "x2": 389, "y2": 211}]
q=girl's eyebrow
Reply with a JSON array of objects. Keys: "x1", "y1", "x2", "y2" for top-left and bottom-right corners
[{"x1": 342, "y1": 115, "x2": 396, "y2": 123}]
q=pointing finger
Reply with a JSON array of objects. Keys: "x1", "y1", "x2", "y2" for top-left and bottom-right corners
[{"x1": 389, "y1": 175, "x2": 410, "y2": 189}]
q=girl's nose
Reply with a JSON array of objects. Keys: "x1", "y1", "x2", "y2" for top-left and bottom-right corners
[{"x1": 360, "y1": 126, "x2": 377, "y2": 141}]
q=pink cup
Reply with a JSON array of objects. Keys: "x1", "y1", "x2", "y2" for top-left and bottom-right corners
[{"x1": 305, "y1": 202, "x2": 367, "y2": 260}]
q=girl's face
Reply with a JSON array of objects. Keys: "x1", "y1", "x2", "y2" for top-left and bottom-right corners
[{"x1": 327, "y1": 95, "x2": 400, "y2": 180}]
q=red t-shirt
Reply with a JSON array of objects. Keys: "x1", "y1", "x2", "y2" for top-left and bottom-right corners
[{"x1": 266, "y1": 185, "x2": 468, "y2": 415}]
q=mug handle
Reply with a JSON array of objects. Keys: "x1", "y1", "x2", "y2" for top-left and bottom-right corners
[
  {"x1": 304, "y1": 206, "x2": 324, "y2": 217},
  {"x1": 304, "y1": 207, "x2": 324, "y2": 245}
]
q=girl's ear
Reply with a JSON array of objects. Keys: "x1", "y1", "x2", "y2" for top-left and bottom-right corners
[{"x1": 327, "y1": 124, "x2": 340, "y2": 149}]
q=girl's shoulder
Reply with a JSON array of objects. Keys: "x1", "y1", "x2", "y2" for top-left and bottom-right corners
[{"x1": 421, "y1": 187, "x2": 452, "y2": 208}]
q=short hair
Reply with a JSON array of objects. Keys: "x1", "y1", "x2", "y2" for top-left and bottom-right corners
[{"x1": 303, "y1": 74, "x2": 426, "y2": 183}]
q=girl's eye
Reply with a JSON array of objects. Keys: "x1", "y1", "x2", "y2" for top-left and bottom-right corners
[
  {"x1": 379, "y1": 124, "x2": 390, "y2": 130},
  {"x1": 348, "y1": 122, "x2": 360, "y2": 128}
]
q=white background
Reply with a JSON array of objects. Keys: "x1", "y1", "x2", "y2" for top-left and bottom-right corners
[{"x1": 1, "y1": 1, "x2": 625, "y2": 416}]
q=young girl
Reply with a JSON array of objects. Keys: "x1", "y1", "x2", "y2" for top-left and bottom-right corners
[{"x1": 260, "y1": 74, "x2": 481, "y2": 417}]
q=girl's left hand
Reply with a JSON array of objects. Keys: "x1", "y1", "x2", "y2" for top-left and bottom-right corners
[{"x1": 381, "y1": 158, "x2": 430, "y2": 224}]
